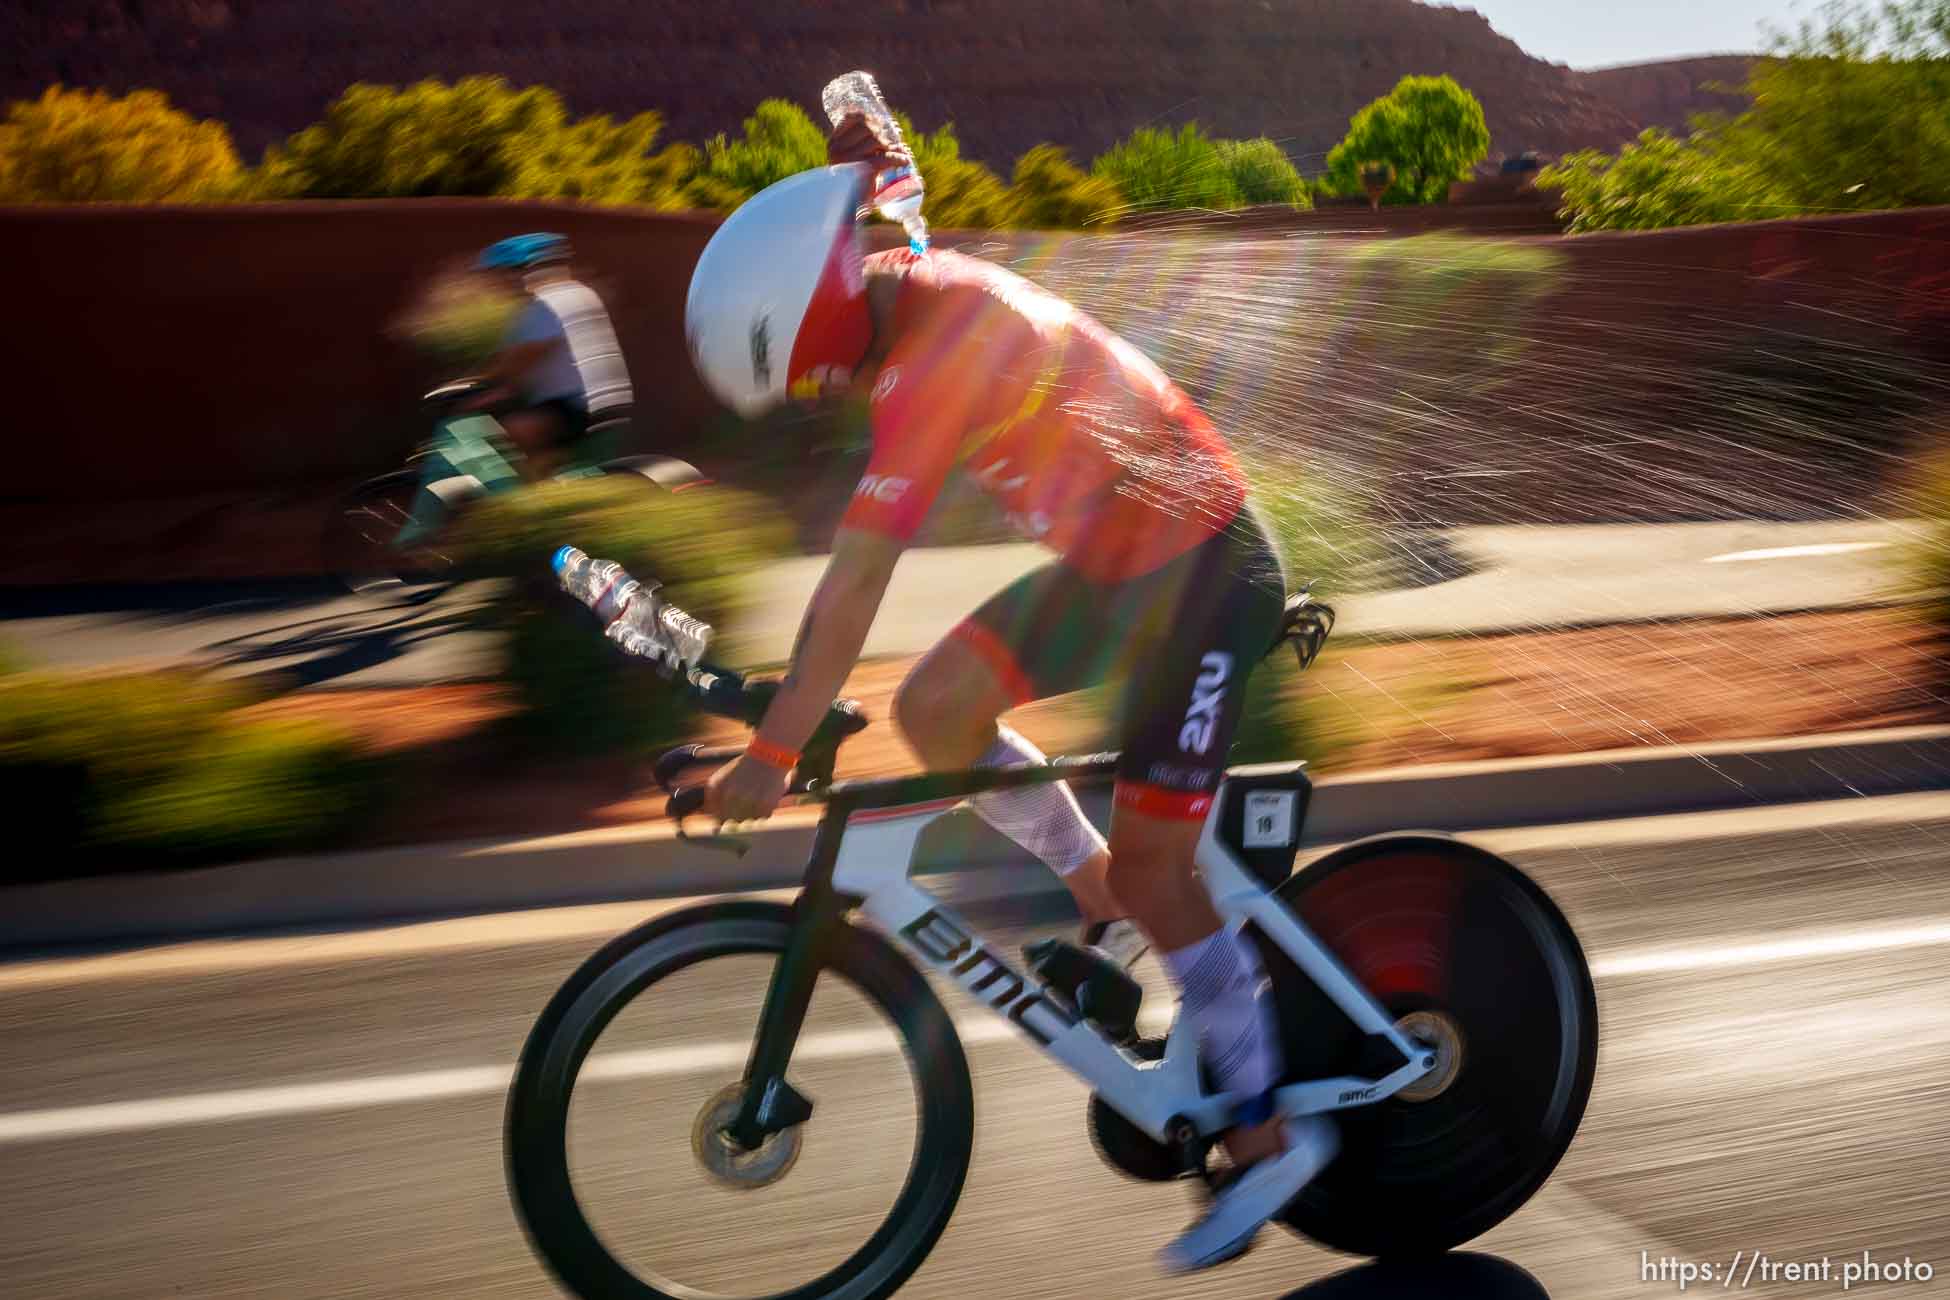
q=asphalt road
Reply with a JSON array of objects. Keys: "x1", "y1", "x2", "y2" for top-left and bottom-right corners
[
  {"x1": 4, "y1": 794, "x2": 1950, "y2": 1299},
  {"x1": 0, "y1": 520, "x2": 1921, "y2": 688}
]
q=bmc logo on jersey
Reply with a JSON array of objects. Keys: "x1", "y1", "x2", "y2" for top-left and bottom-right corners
[
  {"x1": 1177, "y1": 652, "x2": 1233, "y2": 755},
  {"x1": 871, "y1": 366, "x2": 903, "y2": 403},
  {"x1": 855, "y1": 474, "x2": 912, "y2": 504}
]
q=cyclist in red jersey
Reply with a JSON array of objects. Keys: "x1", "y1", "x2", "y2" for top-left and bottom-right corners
[{"x1": 686, "y1": 116, "x2": 1338, "y2": 1272}]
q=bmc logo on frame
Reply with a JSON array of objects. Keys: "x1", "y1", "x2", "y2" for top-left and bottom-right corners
[
  {"x1": 854, "y1": 474, "x2": 912, "y2": 504},
  {"x1": 1177, "y1": 652, "x2": 1233, "y2": 755}
]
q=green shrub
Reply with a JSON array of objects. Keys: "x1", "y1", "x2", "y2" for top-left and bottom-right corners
[
  {"x1": 1217, "y1": 139, "x2": 1311, "y2": 208},
  {"x1": 1091, "y1": 123, "x2": 1243, "y2": 212},
  {"x1": 1231, "y1": 648, "x2": 1479, "y2": 771},
  {"x1": 1907, "y1": 445, "x2": 1950, "y2": 655},
  {"x1": 686, "y1": 99, "x2": 830, "y2": 212},
  {"x1": 256, "y1": 77, "x2": 696, "y2": 206},
  {"x1": 1347, "y1": 234, "x2": 1562, "y2": 315},
  {"x1": 1006, "y1": 145, "x2": 1126, "y2": 229},
  {"x1": 1239, "y1": 462, "x2": 1384, "y2": 595},
  {"x1": 95, "y1": 717, "x2": 373, "y2": 863},
  {"x1": 454, "y1": 478, "x2": 793, "y2": 752},
  {"x1": 0, "y1": 669, "x2": 374, "y2": 875},
  {"x1": 1340, "y1": 233, "x2": 1565, "y2": 378},
  {"x1": 0, "y1": 85, "x2": 246, "y2": 202},
  {"x1": 903, "y1": 118, "x2": 1016, "y2": 231},
  {"x1": 0, "y1": 669, "x2": 243, "y2": 783},
  {"x1": 1537, "y1": 128, "x2": 1796, "y2": 233}
]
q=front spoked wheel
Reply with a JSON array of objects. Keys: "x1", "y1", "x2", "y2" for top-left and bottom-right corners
[
  {"x1": 506, "y1": 901, "x2": 974, "y2": 1300},
  {"x1": 1263, "y1": 836, "x2": 1599, "y2": 1258},
  {"x1": 322, "y1": 470, "x2": 458, "y2": 593}
]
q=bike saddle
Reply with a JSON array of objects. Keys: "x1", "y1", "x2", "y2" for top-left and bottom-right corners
[{"x1": 421, "y1": 377, "x2": 495, "y2": 409}]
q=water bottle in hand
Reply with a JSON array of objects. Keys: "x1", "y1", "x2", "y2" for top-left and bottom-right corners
[{"x1": 822, "y1": 71, "x2": 930, "y2": 254}]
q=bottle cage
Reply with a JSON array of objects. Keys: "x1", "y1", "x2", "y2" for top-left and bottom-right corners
[{"x1": 1269, "y1": 584, "x2": 1336, "y2": 673}]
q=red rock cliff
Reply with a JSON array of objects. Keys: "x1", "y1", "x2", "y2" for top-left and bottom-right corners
[
  {"x1": 1574, "y1": 56, "x2": 1756, "y2": 142},
  {"x1": 3, "y1": 0, "x2": 1746, "y2": 170}
]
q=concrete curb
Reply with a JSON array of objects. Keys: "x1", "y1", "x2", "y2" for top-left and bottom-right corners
[{"x1": 5, "y1": 725, "x2": 1946, "y2": 953}]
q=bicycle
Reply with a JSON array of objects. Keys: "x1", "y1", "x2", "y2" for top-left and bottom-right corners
[
  {"x1": 323, "y1": 379, "x2": 708, "y2": 592},
  {"x1": 505, "y1": 574, "x2": 1599, "y2": 1300}
]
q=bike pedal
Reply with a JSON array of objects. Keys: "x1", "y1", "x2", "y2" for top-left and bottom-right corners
[{"x1": 1024, "y1": 938, "x2": 1143, "y2": 1044}]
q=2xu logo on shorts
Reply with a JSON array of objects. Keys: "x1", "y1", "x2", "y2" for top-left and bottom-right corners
[{"x1": 1178, "y1": 652, "x2": 1233, "y2": 756}]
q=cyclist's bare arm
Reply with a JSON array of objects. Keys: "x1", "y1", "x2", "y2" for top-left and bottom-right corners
[
  {"x1": 467, "y1": 338, "x2": 561, "y2": 407},
  {"x1": 704, "y1": 527, "x2": 900, "y2": 820},
  {"x1": 756, "y1": 526, "x2": 904, "y2": 757}
]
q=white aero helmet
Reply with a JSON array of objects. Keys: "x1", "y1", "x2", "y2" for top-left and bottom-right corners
[{"x1": 685, "y1": 164, "x2": 876, "y2": 417}]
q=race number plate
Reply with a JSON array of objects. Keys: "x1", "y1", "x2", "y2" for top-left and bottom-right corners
[{"x1": 1242, "y1": 790, "x2": 1297, "y2": 849}]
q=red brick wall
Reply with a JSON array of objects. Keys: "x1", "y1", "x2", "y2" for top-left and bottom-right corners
[
  {"x1": 9, "y1": 199, "x2": 725, "y2": 498},
  {"x1": 8, "y1": 200, "x2": 1948, "y2": 519}
]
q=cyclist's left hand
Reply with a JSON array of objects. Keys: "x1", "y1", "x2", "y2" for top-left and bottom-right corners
[{"x1": 703, "y1": 754, "x2": 791, "y2": 823}]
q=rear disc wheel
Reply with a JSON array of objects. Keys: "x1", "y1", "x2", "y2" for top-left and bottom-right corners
[{"x1": 1261, "y1": 836, "x2": 1598, "y2": 1258}]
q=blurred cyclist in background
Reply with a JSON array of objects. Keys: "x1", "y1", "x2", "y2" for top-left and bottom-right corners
[
  {"x1": 470, "y1": 232, "x2": 633, "y2": 477},
  {"x1": 393, "y1": 232, "x2": 633, "y2": 547},
  {"x1": 683, "y1": 118, "x2": 1336, "y2": 1273}
]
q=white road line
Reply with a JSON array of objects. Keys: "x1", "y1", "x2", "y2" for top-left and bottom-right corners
[
  {"x1": 6, "y1": 920, "x2": 1950, "y2": 1146},
  {"x1": 1703, "y1": 542, "x2": 1890, "y2": 563},
  {"x1": 1589, "y1": 921, "x2": 1950, "y2": 976},
  {"x1": 0, "y1": 1019, "x2": 1020, "y2": 1146}
]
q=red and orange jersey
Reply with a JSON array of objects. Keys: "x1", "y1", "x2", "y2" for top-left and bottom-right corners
[{"x1": 840, "y1": 249, "x2": 1246, "y2": 583}]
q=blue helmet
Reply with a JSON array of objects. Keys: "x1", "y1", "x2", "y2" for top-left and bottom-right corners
[{"x1": 478, "y1": 232, "x2": 570, "y2": 271}]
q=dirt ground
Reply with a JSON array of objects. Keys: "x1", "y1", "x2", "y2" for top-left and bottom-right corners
[{"x1": 239, "y1": 607, "x2": 1948, "y2": 849}]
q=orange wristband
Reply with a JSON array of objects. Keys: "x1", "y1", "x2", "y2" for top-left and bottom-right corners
[{"x1": 746, "y1": 737, "x2": 800, "y2": 772}]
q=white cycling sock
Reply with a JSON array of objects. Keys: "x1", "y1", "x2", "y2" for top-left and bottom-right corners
[
  {"x1": 966, "y1": 724, "x2": 1108, "y2": 878},
  {"x1": 1162, "y1": 926, "x2": 1283, "y2": 1104}
]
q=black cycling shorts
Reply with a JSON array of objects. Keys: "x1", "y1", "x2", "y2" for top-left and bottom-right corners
[{"x1": 949, "y1": 505, "x2": 1287, "y2": 821}]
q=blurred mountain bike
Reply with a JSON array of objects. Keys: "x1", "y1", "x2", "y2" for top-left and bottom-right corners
[
  {"x1": 503, "y1": 562, "x2": 1599, "y2": 1298},
  {"x1": 322, "y1": 379, "x2": 707, "y2": 593}
]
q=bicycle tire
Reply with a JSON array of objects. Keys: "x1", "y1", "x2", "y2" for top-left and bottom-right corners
[
  {"x1": 1261, "y1": 835, "x2": 1599, "y2": 1258},
  {"x1": 506, "y1": 900, "x2": 975, "y2": 1300}
]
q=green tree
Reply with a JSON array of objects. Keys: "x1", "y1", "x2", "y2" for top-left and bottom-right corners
[
  {"x1": 686, "y1": 99, "x2": 829, "y2": 211},
  {"x1": 1324, "y1": 75, "x2": 1491, "y2": 204},
  {"x1": 1729, "y1": 0, "x2": 1950, "y2": 213},
  {"x1": 1091, "y1": 123, "x2": 1243, "y2": 211},
  {"x1": 1005, "y1": 144, "x2": 1126, "y2": 229},
  {"x1": 0, "y1": 86, "x2": 244, "y2": 202},
  {"x1": 1217, "y1": 137, "x2": 1311, "y2": 207},
  {"x1": 257, "y1": 77, "x2": 694, "y2": 205},
  {"x1": 1540, "y1": 1, "x2": 1950, "y2": 231}
]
